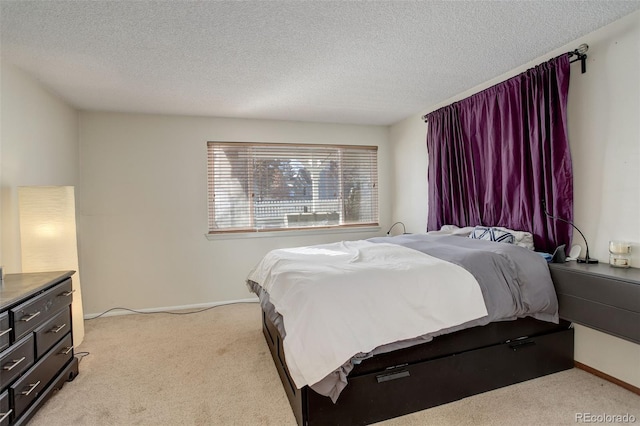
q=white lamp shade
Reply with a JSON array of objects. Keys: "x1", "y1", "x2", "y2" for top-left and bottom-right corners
[{"x1": 19, "y1": 186, "x2": 85, "y2": 345}]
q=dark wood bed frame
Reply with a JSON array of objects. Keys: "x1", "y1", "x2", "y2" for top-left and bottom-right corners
[{"x1": 262, "y1": 309, "x2": 574, "y2": 425}]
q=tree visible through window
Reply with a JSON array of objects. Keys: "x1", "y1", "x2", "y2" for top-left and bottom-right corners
[
  {"x1": 253, "y1": 159, "x2": 313, "y2": 202},
  {"x1": 207, "y1": 142, "x2": 378, "y2": 233}
]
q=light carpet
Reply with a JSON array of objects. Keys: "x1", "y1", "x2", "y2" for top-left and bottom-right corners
[{"x1": 29, "y1": 303, "x2": 639, "y2": 425}]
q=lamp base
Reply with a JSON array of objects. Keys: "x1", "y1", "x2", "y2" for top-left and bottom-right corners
[{"x1": 577, "y1": 257, "x2": 599, "y2": 264}]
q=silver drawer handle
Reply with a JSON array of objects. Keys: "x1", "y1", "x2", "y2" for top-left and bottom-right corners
[
  {"x1": 59, "y1": 289, "x2": 75, "y2": 297},
  {"x1": 0, "y1": 327, "x2": 11, "y2": 338},
  {"x1": 20, "y1": 311, "x2": 41, "y2": 322},
  {"x1": 60, "y1": 346, "x2": 73, "y2": 355},
  {"x1": 21, "y1": 380, "x2": 41, "y2": 396},
  {"x1": 49, "y1": 323, "x2": 67, "y2": 334},
  {"x1": 2, "y1": 356, "x2": 26, "y2": 371},
  {"x1": 0, "y1": 409, "x2": 13, "y2": 423}
]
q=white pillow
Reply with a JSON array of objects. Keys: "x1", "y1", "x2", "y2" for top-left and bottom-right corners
[
  {"x1": 494, "y1": 226, "x2": 535, "y2": 250},
  {"x1": 429, "y1": 225, "x2": 475, "y2": 236}
]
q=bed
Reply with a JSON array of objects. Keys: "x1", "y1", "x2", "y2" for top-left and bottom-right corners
[{"x1": 247, "y1": 233, "x2": 574, "y2": 425}]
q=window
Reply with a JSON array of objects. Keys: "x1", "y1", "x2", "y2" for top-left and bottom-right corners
[{"x1": 207, "y1": 142, "x2": 378, "y2": 234}]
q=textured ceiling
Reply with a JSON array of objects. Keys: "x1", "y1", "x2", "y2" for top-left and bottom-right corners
[{"x1": 1, "y1": 1, "x2": 639, "y2": 126}]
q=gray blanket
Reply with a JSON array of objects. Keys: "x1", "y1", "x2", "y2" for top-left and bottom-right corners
[
  {"x1": 369, "y1": 234, "x2": 558, "y2": 323},
  {"x1": 248, "y1": 234, "x2": 558, "y2": 401}
]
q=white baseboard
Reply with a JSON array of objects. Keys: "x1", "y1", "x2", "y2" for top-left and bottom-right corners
[{"x1": 84, "y1": 297, "x2": 260, "y2": 319}]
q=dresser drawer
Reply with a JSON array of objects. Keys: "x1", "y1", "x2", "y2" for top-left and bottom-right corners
[
  {"x1": 550, "y1": 267, "x2": 640, "y2": 313},
  {"x1": 556, "y1": 294, "x2": 640, "y2": 343},
  {"x1": 0, "y1": 313, "x2": 9, "y2": 353},
  {"x1": 0, "y1": 391, "x2": 10, "y2": 426},
  {"x1": 34, "y1": 308, "x2": 71, "y2": 359},
  {"x1": 0, "y1": 335, "x2": 35, "y2": 388},
  {"x1": 10, "y1": 333, "x2": 73, "y2": 419},
  {"x1": 10, "y1": 279, "x2": 73, "y2": 341},
  {"x1": 549, "y1": 264, "x2": 640, "y2": 344}
]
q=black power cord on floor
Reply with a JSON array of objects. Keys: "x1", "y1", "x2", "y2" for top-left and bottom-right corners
[{"x1": 74, "y1": 351, "x2": 91, "y2": 363}]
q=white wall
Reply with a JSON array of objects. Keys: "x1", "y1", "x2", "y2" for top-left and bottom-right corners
[
  {"x1": 78, "y1": 112, "x2": 390, "y2": 315},
  {"x1": 389, "y1": 114, "x2": 429, "y2": 233},
  {"x1": 0, "y1": 63, "x2": 79, "y2": 272},
  {"x1": 390, "y1": 11, "x2": 640, "y2": 387}
]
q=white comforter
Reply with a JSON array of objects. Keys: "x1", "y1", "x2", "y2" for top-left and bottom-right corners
[{"x1": 248, "y1": 240, "x2": 488, "y2": 389}]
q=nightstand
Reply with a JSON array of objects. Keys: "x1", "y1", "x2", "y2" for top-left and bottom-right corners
[{"x1": 548, "y1": 262, "x2": 640, "y2": 344}]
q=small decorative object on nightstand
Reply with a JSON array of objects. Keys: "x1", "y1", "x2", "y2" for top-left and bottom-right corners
[{"x1": 609, "y1": 241, "x2": 631, "y2": 268}]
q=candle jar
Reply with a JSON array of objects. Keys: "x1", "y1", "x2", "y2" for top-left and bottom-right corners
[{"x1": 609, "y1": 241, "x2": 631, "y2": 268}]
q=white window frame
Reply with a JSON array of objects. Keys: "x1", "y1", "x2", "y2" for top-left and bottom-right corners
[{"x1": 207, "y1": 141, "x2": 379, "y2": 236}]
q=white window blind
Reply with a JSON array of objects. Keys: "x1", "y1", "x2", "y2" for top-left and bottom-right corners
[{"x1": 207, "y1": 142, "x2": 378, "y2": 233}]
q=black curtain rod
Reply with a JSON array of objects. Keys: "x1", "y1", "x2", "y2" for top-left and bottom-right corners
[{"x1": 421, "y1": 44, "x2": 589, "y2": 123}]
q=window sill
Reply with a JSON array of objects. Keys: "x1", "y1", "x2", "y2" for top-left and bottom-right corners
[{"x1": 205, "y1": 226, "x2": 381, "y2": 241}]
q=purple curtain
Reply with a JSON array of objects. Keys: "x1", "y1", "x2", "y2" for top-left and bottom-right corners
[{"x1": 426, "y1": 54, "x2": 572, "y2": 253}]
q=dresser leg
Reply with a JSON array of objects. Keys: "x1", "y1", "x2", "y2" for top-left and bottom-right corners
[{"x1": 66, "y1": 356, "x2": 80, "y2": 382}]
